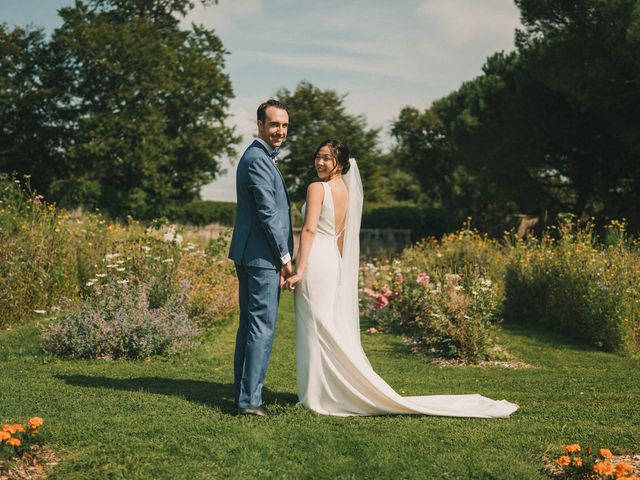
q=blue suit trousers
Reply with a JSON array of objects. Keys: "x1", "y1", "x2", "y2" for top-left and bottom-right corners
[{"x1": 234, "y1": 263, "x2": 281, "y2": 409}]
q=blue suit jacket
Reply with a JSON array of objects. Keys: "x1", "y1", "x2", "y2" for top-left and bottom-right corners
[{"x1": 228, "y1": 140, "x2": 294, "y2": 269}]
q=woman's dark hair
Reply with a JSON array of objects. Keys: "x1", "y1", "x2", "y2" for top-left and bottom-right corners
[
  {"x1": 314, "y1": 139, "x2": 350, "y2": 175},
  {"x1": 257, "y1": 99, "x2": 288, "y2": 122}
]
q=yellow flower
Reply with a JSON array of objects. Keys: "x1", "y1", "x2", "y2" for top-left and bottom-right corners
[
  {"x1": 599, "y1": 448, "x2": 613, "y2": 458},
  {"x1": 554, "y1": 456, "x2": 571, "y2": 466},
  {"x1": 593, "y1": 461, "x2": 614, "y2": 476},
  {"x1": 565, "y1": 443, "x2": 581, "y2": 454}
]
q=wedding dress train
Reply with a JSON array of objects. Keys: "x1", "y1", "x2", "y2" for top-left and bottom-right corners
[{"x1": 294, "y1": 161, "x2": 518, "y2": 418}]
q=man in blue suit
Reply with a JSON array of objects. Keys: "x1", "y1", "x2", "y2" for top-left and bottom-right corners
[{"x1": 228, "y1": 99, "x2": 294, "y2": 416}]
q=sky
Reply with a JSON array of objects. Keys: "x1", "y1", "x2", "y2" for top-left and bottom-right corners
[{"x1": 2, "y1": 0, "x2": 522, "y2": 201}]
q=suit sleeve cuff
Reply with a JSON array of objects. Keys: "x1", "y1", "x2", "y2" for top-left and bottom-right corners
[{"x1": 281, "y1": 253, "x2": 291, "y2": 265}]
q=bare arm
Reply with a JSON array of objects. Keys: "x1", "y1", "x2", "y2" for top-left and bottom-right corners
[{"x1": 284, "y1": 182, "x2": 324, "y2": 290}]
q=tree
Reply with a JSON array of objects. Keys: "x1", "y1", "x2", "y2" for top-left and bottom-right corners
[
  {"x1": 392, "y1": 0, "x2": 640, "y2": 230},
  {"x1": 274, "y1": 81, "x2": 391, "y2": 203},
  {"x1": 0, "y1": 0, "x2": 237, "y2": 219},
  {"x1": 514, "y1": 0, "x2": 640, "y2": 222},
  {"x1": 0, "y1": 25, "x2": 66, "y2": 195}
]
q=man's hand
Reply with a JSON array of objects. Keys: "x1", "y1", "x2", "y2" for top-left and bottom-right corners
[{"x1": 280, "y1": 261, "x2": 293, "y2": 288}]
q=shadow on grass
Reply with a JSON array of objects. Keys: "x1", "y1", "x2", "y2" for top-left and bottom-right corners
[
  {"x1": 55, "y1": 374, "x2": 298, "y2": 414},
  {"x1": 499, "y1": 322, "x2": 606, "y2": 353}
]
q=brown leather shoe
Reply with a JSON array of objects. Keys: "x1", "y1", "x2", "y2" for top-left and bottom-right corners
[{"x1": 238, "y1": 405, "x2": 269, "y2": 416}]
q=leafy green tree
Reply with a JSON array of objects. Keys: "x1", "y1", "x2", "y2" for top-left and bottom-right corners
[
  {"x1": 392, "y1": 0, "x2": 640, "y2": 231},
  {"x1": 0, "y1": 25, "x2": 67, "y2": 196},
  {"x1": 275, "y1": 81, "x2": 390, "y2": 203},
  {"x1": 1, "y1": 0, "x2": 237, "y2": 219},
  {"x1": 514, "y1": 0, "x2": 640, "y2": 222}
]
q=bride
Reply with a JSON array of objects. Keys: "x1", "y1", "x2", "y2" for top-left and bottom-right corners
[{"x1": 284, "y1": 139, "x2": 518, "y2": 418}]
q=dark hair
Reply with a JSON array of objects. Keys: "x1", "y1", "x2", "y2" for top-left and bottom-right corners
[
  {"x1": 257, "y1": 99, "x2": 288, "y2": 122},
  {"x1": 314, "y1": 139, "x2": 350, "y2": 175}
]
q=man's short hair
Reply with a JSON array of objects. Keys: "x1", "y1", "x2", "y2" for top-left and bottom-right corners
[{"x1": 257, "y1": 99, "x2": 289, "y2": 122}]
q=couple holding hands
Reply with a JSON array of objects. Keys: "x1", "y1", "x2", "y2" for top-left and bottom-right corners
[{"x1": 229, "y1": 99, "x2": 518, "y2": 418}]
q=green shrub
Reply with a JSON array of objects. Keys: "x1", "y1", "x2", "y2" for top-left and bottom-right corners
[
  {"x1": 362, "y1": 204, "x2": 447, "y2": 240},
  {"x1": 361, "y1": 227, "x2": 507, "y2": 363},
  {"x1": 402, "y1": 222, "x2": 508, "y2": 282},
  {"x1": 503, "y1": 220, "x2": 640, "y2": 353},
  {"x1": 363, "y1": 268, "x2": 502, "y2": 362},
  {"x1": 175, "y1": 200, "x2": 235, "y2": 226}
]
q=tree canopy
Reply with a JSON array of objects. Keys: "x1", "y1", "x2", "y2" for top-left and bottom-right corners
[
  {"x1": 0, "y1": 0, "x2": 237, "y2": 219},
  {"x1": 391, "y1": 0, "x2": 640, "y2": 231}
]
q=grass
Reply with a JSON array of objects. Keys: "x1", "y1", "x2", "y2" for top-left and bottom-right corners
[{"x1": 1, "y1": 294, "x2": 639, "y2": 479}]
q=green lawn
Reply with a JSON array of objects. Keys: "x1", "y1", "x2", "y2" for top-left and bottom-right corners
[{"x1": 1, "y1": 294, "x2": 638, "y2": 479}]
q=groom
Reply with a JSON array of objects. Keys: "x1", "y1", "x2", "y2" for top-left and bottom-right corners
[{"x1": 228, "y1": 99, "x2": 294, "y2": 416}]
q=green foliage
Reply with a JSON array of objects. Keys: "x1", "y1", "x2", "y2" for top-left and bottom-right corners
[
  {"x1": 503, "y1": 220, "x2": 640, "y2": 353},
  {"x1": 0, "y1": 175, "x2": 80, "y2": 328},
  {"x1": 274, "y1": 81, "x2": 391, "y2": 203},
  {"x1": 0, "y1": 0, "x2": 238, "y2": 219},
  {"x1": 364, "y1": 268, "x2": 503, "y2": 362},
  {"x1": 0, "y1": 173, "x2": 237, "y2": 330},
  {"x1": 362, "y1": 204, "x2": 448, "y2": 240},
  {"x1": 0, "y1": 26, "x2": 66, "y2": 198},
  {"x1": 362, "y1": 229, "x2": 508, "y2": 363},
  {"x1": 174, "y1": 199, "x2": 235, "y2": 226},
  {"x1": 392, "y1": 0, "x2": 640, "y2": 230}
]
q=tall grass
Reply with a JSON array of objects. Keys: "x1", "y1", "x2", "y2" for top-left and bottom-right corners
[
  {"x1": 503, "y1": 219, "x2": 640, "y2": 353},
  {"x1": 0, "y1": 174, "x2": 237, "y2": 333}
]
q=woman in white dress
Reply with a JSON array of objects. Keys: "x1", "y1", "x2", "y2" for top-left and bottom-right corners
[{"x1": 284, "y1": 139, "x2": 518, "y2": 418}]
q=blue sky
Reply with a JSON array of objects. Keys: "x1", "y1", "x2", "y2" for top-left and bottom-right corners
[{"x1": 2, "y1": 0, "x2": 522, "y2": 201}]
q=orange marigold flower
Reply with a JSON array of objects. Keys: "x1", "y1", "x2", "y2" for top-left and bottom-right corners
[
  {"x1": 28, "y1": 417, "x2": 44, "y2": 428},
  {"x1": 554, "y1": 456, "x2": 571, "y2": 466},
  {"x1": 2, "y1": 424, "x2": 24, "y2": 434},
  {"x1": 0, "y1": 431, "x2": 10, "y2": 442},
  {"x1": 593, "y1": 461, "x2": 614, "y2": 476},
  {"x1": 6, "y1": 437, "x2": 22, "y2": 447},
  {"x1": 572, "y1": 456, "x2": 583, "y2": 467},
  {"x1": 565, "y1": 443, "x2": 581, "y2": 454},
  {"x1": 599, "y1": 448, "x2": 613, "y2": 458},
  {"x1": 616, "y1": 462, "x2": 633, "y2": 477}
]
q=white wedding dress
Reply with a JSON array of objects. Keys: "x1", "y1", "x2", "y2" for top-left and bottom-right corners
[{"x1": 294, "y1": 160, "x2": 518, "y2": 417}]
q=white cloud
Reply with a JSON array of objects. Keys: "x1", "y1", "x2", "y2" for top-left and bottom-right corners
[
  {"x1": 197, "y1": 0, "x2": 521, "y2": 200},
  {"x1": 416, "y1": 0, "x2": 519, "y2": 49},
  {"x1": 181, "y1": 0, "x2": 263, "y2": 35}
]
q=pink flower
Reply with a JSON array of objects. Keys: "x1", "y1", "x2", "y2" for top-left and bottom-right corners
[
  {"x1": 374, "y1": 294, "x2": 389, "y2": 309},
  {"x1": 363, "y1": 287, "x2": 378, "y2": 298},
  {"x1": 34, "y1": 195, "x2": 44, "y2": 205},
  {"x1": 416, "y1": 273, "x2": 430, "y2": 286},
  {"x1": 381, "y1": 285, "x2": 398, "y2": 300},
  {"x1": 366, "y1": 327, "x2": 378, "y2": 334}
]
